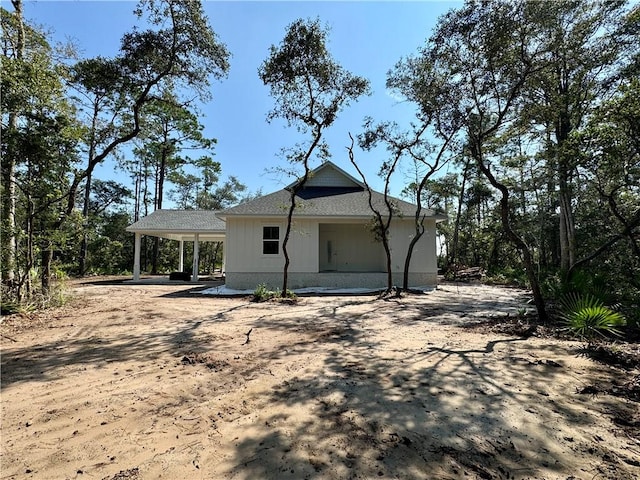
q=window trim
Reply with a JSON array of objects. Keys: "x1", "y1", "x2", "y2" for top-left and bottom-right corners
[{"x1": 262, "y1": 225, "x2": 280, "y2": 255}]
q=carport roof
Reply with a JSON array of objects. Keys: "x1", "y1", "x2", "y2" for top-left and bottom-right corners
[{"x1": 126, "y1": 209, "x2": 225, "y2": 242}]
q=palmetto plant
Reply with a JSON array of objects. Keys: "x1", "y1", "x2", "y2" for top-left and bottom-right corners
[{"x1": 560, "y1": 292, "x2": 626, "y2": 340}]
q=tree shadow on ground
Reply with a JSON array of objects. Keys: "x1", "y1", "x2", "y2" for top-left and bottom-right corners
[
  {"x1": 0, "y1": 301, "x2": 251, "y2": 389},
  {"x1": 2, "y1": 286, "x2": 635, "y2": 479},
  {"x1": 229, "y1": 290, "x2": 632, "y2": 479},
  {"x1": 226, "y1": 295, "x2": 629, "y2": 479}
]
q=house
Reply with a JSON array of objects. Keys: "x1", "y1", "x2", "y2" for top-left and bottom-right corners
[{"x1": 216, "y1": 161, "x2": 446, "y2": 290}]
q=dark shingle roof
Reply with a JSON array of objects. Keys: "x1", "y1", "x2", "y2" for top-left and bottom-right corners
[
  {"x1": 218, "y1": 161, "x2": 445, "y2": 220},
  {"x1": 218, "y1": 187, "x2": 445, "y2": 220}
]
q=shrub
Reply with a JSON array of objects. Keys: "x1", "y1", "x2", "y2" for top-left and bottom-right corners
[
  {"x1": 252, "y1": 283, "x2": 275, "y2": 302},
  {"x1": 0, "y1": 281, "x2": 70, "y2": 315},
  {"x1": 252, "y1": 283, "x2": 297, "y2": 302},
  {"x1": 560, "y1": 292, "x2": 626, "y2": 340}
]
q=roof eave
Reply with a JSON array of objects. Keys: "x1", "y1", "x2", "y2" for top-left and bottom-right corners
[{"x1": 219, "y1": 213, "x2": 445, "y2": 221}]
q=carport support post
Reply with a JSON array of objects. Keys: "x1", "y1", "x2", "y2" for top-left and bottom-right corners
[
  {"x1": 222, "y1": 240, "x2": 226, "y2": 275},
  {"x1": 133, "y1": 232, "x2": 141, "y2": 281},
  {"x1": 179, "y1": 240, "x2": 184, "y2": 272},
  {"x1": 191, "y1": 234, "x2": 200, "y2": 282}
]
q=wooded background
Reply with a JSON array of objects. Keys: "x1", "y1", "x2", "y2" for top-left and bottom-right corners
[{"x1": 1, "y1": 0, "x2": 638, "y2": 327}]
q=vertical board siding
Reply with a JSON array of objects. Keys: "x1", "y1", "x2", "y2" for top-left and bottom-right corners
[
  {"x1": 306, "y1": 167, "x2": 359, "y2": 188},
  {"x1": 388, "y1": 219, "x2": 437, "y2": 273},
  {"x1": 226, "y1": 218, "x2": 318, "y2": 273},
  {"x1": 226, "y1": 218, "x2": 438, "y2": 275}
]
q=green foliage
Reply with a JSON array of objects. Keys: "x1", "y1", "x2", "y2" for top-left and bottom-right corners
[
  {"x1": 87, "y1": 238, "x2": 126, "y2": 275},
  {"x1": 484, "y1": 267, "x2": 528, "y2": 288},
  {"x1": 252, "y1": 283, "x2": 297, "y2": 302},
  {"x1": 543, "y1": 270, "x2": 609, "y2": 302},
  {"x1": 559, "y1": 292, "x2": 626, "y2": 340},
  {"x1": 0, "y1": 279, "x2": 70, "y2": 315},
  {"x1": 133, "y1": 88, "x2": 219, "y2": 209},
  {"x1": 386, "y1": 0, "x2": 640, "y2": 322},
  {"x1": 252, "y1": 283, "x2": 273, "y2": 302},
  {"x1": 2, "y1": 0, "x2": 235, "y2": 300},
  {"x1": 259, "y1": 17, "x2": 370, "y2": 133},
  {"x1": 2, "y1": 0, "x2": 637, "y2": 323},
  {"x1": 544, "y1": 269, "x2": 638, "y2": 338},
  {"x1": 125, "y1": 0, "x2": 230, "y2": 99}
]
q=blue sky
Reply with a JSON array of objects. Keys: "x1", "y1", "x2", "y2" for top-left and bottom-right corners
[{"x1": 23, "y1": 1, "x2": 461, "y2": 204}]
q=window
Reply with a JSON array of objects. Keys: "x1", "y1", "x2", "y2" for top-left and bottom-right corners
[{"x1": 262, "y1": 226, "x2": 279, "y2": 255}]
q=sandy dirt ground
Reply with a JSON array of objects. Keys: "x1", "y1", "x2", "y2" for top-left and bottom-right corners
[{"x1": 1, "y1": 279, "x2": 639, "y2": 480}]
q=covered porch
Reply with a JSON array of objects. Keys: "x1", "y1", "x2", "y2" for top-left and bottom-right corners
[
  {"x1": 318, "y1": 222, "x2": 385, "y2": 273},
  {"x1": 126, "y1": 210, "x2": 225, "y2": 282}
]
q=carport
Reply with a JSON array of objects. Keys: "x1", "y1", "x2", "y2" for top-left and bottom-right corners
[{"x1": 126, "y1": 210, "x2": 225, "y2": 282}]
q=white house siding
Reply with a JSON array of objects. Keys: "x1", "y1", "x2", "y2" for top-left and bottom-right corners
[
  {"x1": 224, "y1": 217, "x2": 439, "y2": 290},
  {"x1": 388, "y1": 218, "x2": 438, "y2": 273},
  {"x1": 224, "y1": 217, "x2": 318, "y2": 274}
]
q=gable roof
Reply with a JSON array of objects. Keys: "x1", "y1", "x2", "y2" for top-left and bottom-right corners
[
  {"x1": 218, "y1": 161, "x2": 447, "y2": 221},
  {"x1": 126, "y1": 209, "x2": 225, "y2": 242},
  {"x1": 286, "y1": 160, "x2": 365, "y2": 190}
]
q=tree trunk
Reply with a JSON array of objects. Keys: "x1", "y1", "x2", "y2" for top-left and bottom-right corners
[
  {"x1": 2, "y1": 0, "x2": 24, "y2": 284},
  {"x1": 212, "y1": 242, "x2": 221, "y2": 273},
  {"x1": 558, "y1": 185, "x2": 576, "y2": 271},
  {"x1": 41, "y1": 248, "x2": 53, "y2": 293},
  {"x1": 78, "y1": 100, "x2": 101, "y2": 276},
  {"x1": 78, "y1": 170, "x2": 92, "y2": 275},
  {"x1": 348, "y1": 136, "x2": 395, "y2": 293},
  {"x1": 451, "y1": 159, "x2": 471, "y2": 269},
  {"x1": 281, "y1": 193, "x2": 295, "y2": 294},
  {"x1": 152, "y1": 143, "x2": 169, "y2": 275},
  {"x1": 2, "y1": 114, "x2": 18, "y2": 284},
  {"x1": 152, "y1": 239, "x2": 160, "y2": 274},
  {"x1": 134, "y1": 161, "x2": 142, "y2": 222},
  {"x1": 555, "y1": 76, "x2": 576, "y2": 273},
  {"x1": 401, "y1": 130, "x2": 454, "y2": 291},
  {"x1": 473, "y1": 145, "x2": 548, "y2": 322},
  {"x1": 280, "y1": 130, "x2": 322, "y2": 296},
  {"x1": 402, "y1": 216, "x2": 425, "y2": 291},
  {"x1": 23, "y1": 197, "x2": 34, "y2": 298},
  {"x1": 382, "y1": 229, "x2": 393, "y2": 291},
  {"x1": 281, "y1": 165, "x2": 312, "y2": 294}
]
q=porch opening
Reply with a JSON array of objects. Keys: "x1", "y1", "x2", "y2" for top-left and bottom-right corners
[{"x1": 318, "y1": 223, "x2": 385, "y2": 273}]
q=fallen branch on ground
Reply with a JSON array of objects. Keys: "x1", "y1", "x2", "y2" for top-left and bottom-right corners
[{"x1": 243, "y1": 328, "x2": 253, "y2": 345}]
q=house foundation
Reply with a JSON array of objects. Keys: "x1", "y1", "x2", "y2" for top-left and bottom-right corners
[{"x1": 225, "y1": 271, "x2": 438, "y2": 290}]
